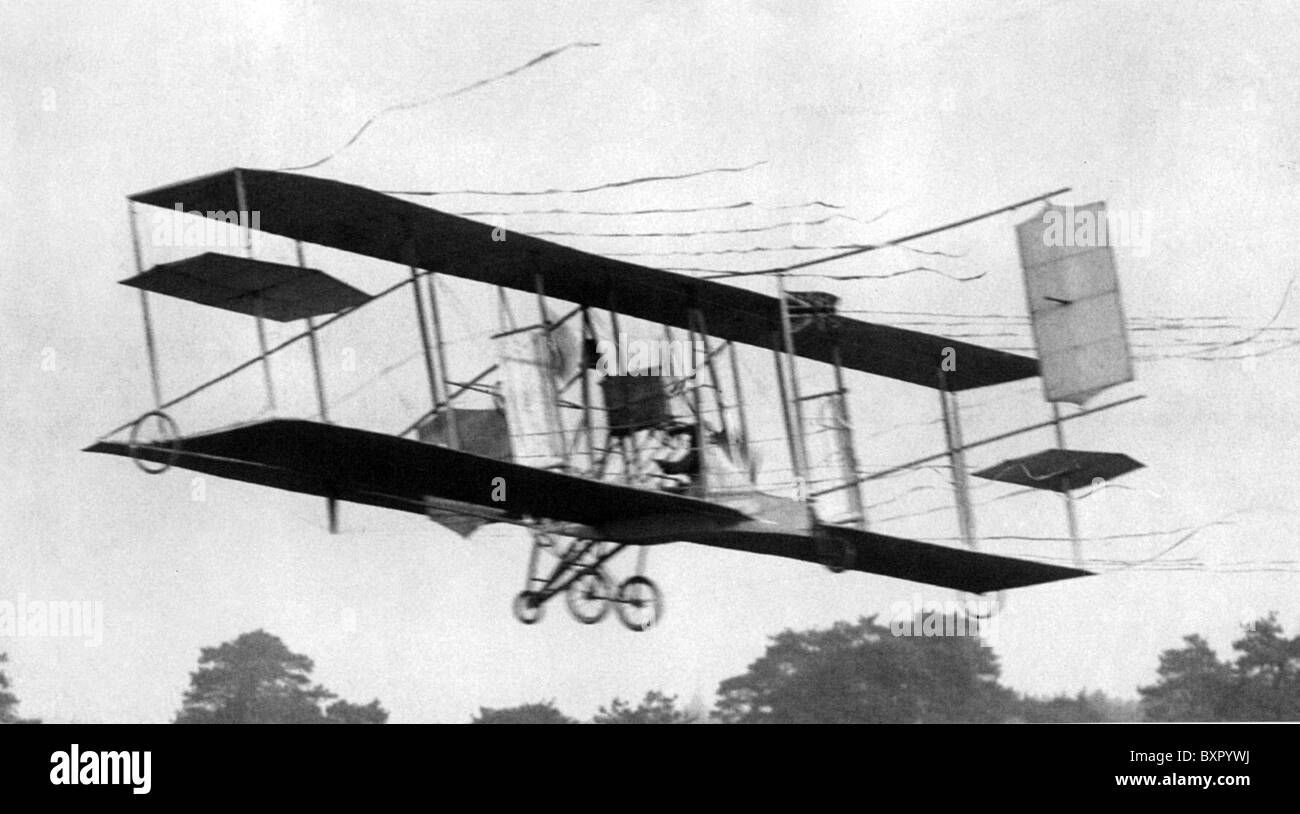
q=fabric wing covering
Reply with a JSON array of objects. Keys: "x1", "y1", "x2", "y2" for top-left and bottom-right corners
[
  {"x1": 973, "y1": 448, "x2": 1144, "y2": 493},
  {"x1": 416, "y1": 407, "x2": 511, "y2": 461},
  {"x1": 600, "y1": 374, "x2": 670, "y2": 437},
  {"x1": 119, "y1": 252, "x2": 372, "y2": 322},
  {"x1": 495, "y1": 330, "x2": 566, "y2": 470},
  {"x1": 416, "y1": 407, "x2": 512, "y2": 536},
  {"x1": 807, "y1": 398, "x2": 859, "y2": 525}
]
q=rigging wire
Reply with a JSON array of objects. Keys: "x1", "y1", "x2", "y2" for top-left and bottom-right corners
[
  {"x1": 603, "y1": 241, "x2": 964, "y2": 259},
  {"x1": 519, "y1": 212, "x2": 888, "y2": 239},
  {"x1": 449, "y1": 200, "x2": 877, "y2": 218},
  {"x1": 281, "y1": 42, "x2": 601, "y2": 171},
  {"x1": 382, "y1": 160, "x2": 770, "y2": 197}
]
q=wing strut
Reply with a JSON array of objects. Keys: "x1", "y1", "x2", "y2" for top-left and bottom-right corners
[
  {"x1": 126, "y1": 201, "x2": 163, "y2": 408},
  {"x1": 1051, "y1": 403, "x2": 1083, "y2": 567},
  {"x1": 938, "y1": 370, "x2": 978, "y2": 553}
]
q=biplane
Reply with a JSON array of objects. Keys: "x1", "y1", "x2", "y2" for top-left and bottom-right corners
[{"x1": 88, "y1": 169, "x2": 1145, "y2": 631}]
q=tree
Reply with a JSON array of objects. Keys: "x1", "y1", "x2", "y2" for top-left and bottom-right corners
[
  {"x1": 1228, "y1": 613, "x2": 1300, "y2": 720},
  {"x1": 715, "y1": 614, "x2": 1016, "y2": 723},
  {"x1": 472, "y1": 700, "x2": 577, "y2": 724},
  {"x1": 324, "y1": 699, "x2": 389, "y2": 724},
  {"x1": 1081, "y1": 689, "x2": 1141, "y2": 722},
  {"x1": 0, "y1": 653, "x2": 39, "y2": 724},
  {"x1": 1136, "y1": 616, "x2": 1300, "y2": 722},
  {"x1": 593, "y1": 691, "x2": 699, "y2": 724},
  {"x1": 174, "y1": 630, "x2": 386, "y2": 724},
  {"x1": 1015, "y1": 691, "x2": 1111, "y2": 723},
  {"x1": 1138, "y1": 634, "x2": 1236, "y2": 721}
]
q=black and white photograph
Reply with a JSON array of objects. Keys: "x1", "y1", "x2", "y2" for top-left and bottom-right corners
[{"x1": 1, "y1": 0, "x2": 1297, "y2": 794}]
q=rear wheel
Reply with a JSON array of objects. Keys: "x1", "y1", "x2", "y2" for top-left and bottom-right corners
[
  {"x1": 565, "y1": 569, "x2": 612, "y2": 624},
  {"x1": 615, "y1": 576, "x2": 663, "y2": 632},
  {"x1": 512, "y1": 591, "x2": 544, "y2": 625}
]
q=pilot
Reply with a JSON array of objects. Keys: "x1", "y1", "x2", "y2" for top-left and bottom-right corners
[{"x1": 656, "y1": 424, "x2": 700, "y2": 494}]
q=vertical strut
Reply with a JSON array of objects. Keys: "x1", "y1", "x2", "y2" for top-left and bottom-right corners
[
  {"x1": 524, "y1": 533, "x2": 544, "y2": 592},
  {"x1": 408, "y1": 265, "x2": 440, "y2": 415},
  {"x1": 127, "y1": 202, "x2": 162, "y2": 407},
  {"x1": 1052, "y1": 402, "x2": 1083, "y2": 567},
  {"x1": 296, "y1": 242, "x2": 329, "y2": 423},
  {"x1": 233, "y1": 169, "x2": 276, "y2": 412},
  {"x1": 686, "y1": 319, "x2": 708, "y2": 497},
  {"x1": 580, "y1": 307, "x2": 596, "y2": 473},
  {"x1": 253, "y1": 298, "x2": 277, "y2": 411},
  {"x1": 497, "y1": 286, "x2": 517, "y2": 331},
  {"x1": 304, "y1": 315, "x2": 327, "y2": 420},
  {"x1": 690, "y1": 308, "x2": 731, "y2": 459},
  {"x1": 297, "y1": 242, "x2": 335, "y2": 531},
  {"x1": 938, "y1": 376, "x2": 977, "y2": 551},
  {"x1": 775, "y1": 274, "x2": 810, "y2": 502},
  {"x1": 727, "y1": 341, "x2": 756, "y2": 481},
  {"x1": 426, "y1": 273, "x2": 459, "y2": 449},
  {"x1": 534, "y1": 271, "x2": 568, "y2": 468},
  {"x1": 830, "y1": 342, "x2": 868, "y2": 529},
  {"x1": 771, "y1": 332, "x2": 801, "y2": 497},
  {"x1": 607, "y1": 291, "x2": 638, "y2": 481}
]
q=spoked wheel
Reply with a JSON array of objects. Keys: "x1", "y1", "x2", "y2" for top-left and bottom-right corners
[
  {"x1": 614, "y1": 576, "x2": 663, "y2": 632},
  {"x1": 512, "y1": 591, "x2": 545, "y2": 625},
  {"x1": 127, "y1": 410, "x2": 181, "y2": 474},
  {"x1": 565, "y1": 569, "x2": 613, "y2": 624}
]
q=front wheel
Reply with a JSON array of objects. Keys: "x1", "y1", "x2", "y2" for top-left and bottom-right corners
[
  {"x1": 512, "y1": 591, "x2": 545, "y2": 625},
  {"x1": 128, "y1": 410, "x2": 181, "y2": 474},
  {"x1": 614, "y1": 576, "x2": 663, "y2": 632}
]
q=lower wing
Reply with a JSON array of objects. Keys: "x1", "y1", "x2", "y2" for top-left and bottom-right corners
[{"x1": 87, "y1": 418, "x2": 1089, "y2": 594}]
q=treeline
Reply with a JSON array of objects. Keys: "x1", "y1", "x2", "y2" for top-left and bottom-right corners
[
  {"x1": 1, "y1": 611, "x2": 1296, "y2": 723},
  {"x1": 473, "y1": 615, "x2": 1140, "y2": 724},
  {"x1": 1139, "y1": 613, "x2": 1300, "y2": 721},
  {"x1": 0, "y1": 631, "x2": 388, "y2": 725},
  {"x1": 476, "y1": 612, "x2": 1299, "y2": 723}
]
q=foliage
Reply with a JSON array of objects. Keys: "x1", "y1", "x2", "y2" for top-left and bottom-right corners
[
  {"x1": 593, "y1": 691, "x2": 699, "y2": 724},
  {"x1": 324, "y1": 699, "x2": 390, "y2": 724},
  {"x1": 714, "y1": 614, "x2": 1017, "y2": 723},
  {"x1": 1140, "y1": 614, "x2": 1300, "y2": 721},
  {"x1": 0, "y1": 653, "x2": 39, "y2": 724},
  {"x1": 174, "y1": 629, "x2": 386, "y2": 724},
  {"x1": 471, "y1": 700, "x2": 577, "y2": 724},
  {"x1": 1014, "y1": 690, "x2": 1138, "y2": 723}
]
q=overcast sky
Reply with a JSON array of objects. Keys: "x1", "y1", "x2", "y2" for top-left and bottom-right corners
[{"x1": 4, "y1": 0, "x2": 1300, "y2": 722}]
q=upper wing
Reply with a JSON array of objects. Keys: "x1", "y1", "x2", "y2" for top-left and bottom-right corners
[{"x1": 128, "y1": 168, "x2": 1037, "y2": 391}]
